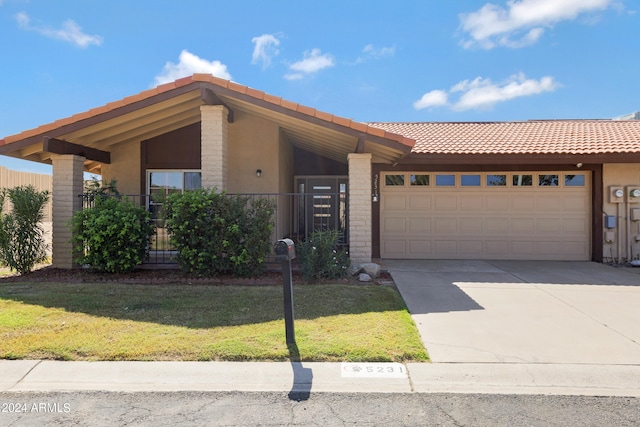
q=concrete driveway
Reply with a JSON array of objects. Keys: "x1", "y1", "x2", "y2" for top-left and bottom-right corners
[{"x1": 387, "y1": 260, "x2": 640, "y2": 364}]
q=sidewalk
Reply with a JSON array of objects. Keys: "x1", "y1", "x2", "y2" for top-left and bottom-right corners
[{"x1": 2, "y1": 360, "x2": 639, "y2": 397}]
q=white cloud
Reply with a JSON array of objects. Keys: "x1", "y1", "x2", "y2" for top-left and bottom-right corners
[
  {"x1": 286, "y1": 48, "x2": 334, "y2": 79},
  {"x1": 154, "y1": 50, "x2": 231, "y2": 86},
  {"x1": 15, "y1": 12, "x2": 103, "y2": 48},
  {"x1": 413, "y1": 90, "x2": 449, "y2": 110},
  {"x1": 251, "y1": 33, "x2": 281, "y2": 69},
  {"x1": 356, "y1": 44, "x2": 396, "y2": 63},
  {"x1": 283, "y1": 73, "x2": 304, "y2": 81},
  {"x1": 459, "y1": 0, "x2": 614, "y2": 49},
  {"x1": 414, "y1": 73, "x2": 559, "y2": 111}
]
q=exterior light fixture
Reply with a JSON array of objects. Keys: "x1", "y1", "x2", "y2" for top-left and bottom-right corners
[
  {"x1": 256, "y1": 169, "x2": 262, "y2": 177},
  {"x1": 576, "y1": 163, "x2": 583, "y2": 168}
]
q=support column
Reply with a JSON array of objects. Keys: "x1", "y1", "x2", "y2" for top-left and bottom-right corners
[
  {"x1": 51, "y1": 154, "x2": 85, "y2": 269},
  {"x1": 200, "y1": 105, "x2": 229, "y2": 190},
  {"x1": 348, "y1": 153, "x2": 372, "y2": 265}
]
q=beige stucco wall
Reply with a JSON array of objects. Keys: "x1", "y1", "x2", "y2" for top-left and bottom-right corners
[
  {"x1": 227, "y1": 110, "x2": 293, "y2": 241},
  {"x1": 602, "y1": 163, "x2": 640, "y2": 263},
  {"x1": 100, "y1": 140, "x2": 141, "y2": 196},
  {"x1": 278, "y1": 133, "x2": 294, "y2": 238},
  {"x1": 226, "y1": 110, "x2": 282, "y2": 194}
]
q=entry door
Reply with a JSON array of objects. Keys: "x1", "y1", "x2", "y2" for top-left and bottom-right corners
[{"x1": 296, "y1": 176, "x2": 348, "y2": 242}]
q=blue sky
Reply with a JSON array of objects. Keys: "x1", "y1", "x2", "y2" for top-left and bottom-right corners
[{"x1": 1, "y1": 0, "x2": 638, "y2": 174}]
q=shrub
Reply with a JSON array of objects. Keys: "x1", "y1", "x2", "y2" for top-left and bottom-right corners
[
  {"x1": 70, "y1": 181, "x2": 155, "y2": 273},
  {"x1": 0, "y1": 185, "x2": 50, "y2": 274},
  {"x1": 164, "y1": 189, "x2": 275, "y2": 277},
  {"x1": 296, "y1": 229, "x2": 350, "y2": 282}
]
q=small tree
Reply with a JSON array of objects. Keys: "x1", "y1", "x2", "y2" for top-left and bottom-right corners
[
  {"x1": 0, "y1": 185, "x2": 50, "y2": 274},
  {"x1": 70, "y1": 180, "x2": 155, "y2": 273}
]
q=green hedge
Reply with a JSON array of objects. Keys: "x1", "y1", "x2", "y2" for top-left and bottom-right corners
[
  {"x1": 70, "y1": 181, "x2": 155, "y2": 273},
  {"x1": 164, "y1": 189, "x2": 275, "y2": 277}
]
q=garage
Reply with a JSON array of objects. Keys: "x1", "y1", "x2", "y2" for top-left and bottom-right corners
[{"x1": 380, "y1": 171, "x2": 591, "y2": 260}]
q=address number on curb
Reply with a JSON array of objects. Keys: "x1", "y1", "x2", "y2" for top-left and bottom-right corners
[{"x1": 341, "y1": 362, "x2": 408, "y2": 379}]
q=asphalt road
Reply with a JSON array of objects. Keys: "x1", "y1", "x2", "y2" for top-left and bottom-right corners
[{"x1": 1, "y1": 391, "x2": 638, "y2": 426}]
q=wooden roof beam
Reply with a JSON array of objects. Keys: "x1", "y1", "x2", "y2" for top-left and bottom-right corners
[{"x1": 43, "y1": 137, "x2": 111, "y2": 164}]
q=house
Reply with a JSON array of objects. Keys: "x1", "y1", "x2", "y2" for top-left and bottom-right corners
[{"x1": 1, "y1": 74, "x2": 639, "y2": 268}]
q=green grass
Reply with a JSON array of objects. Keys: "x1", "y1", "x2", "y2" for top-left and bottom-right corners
[{"x1": 0, "y1": 281, "x2": 429, "y2": 362}]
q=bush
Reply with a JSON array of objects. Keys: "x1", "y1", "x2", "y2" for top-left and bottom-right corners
[
  {"x1": 164, "y1": 189, "x2": 275, "y2": 277},
  {"x1": 297, "y1": 229, "x2": 350, "y2": 282},
  {"x1": 0, "y1": 185, "x2": 50, "y2": 274},
  {"x1": 70, "y1": 181, "x2": 155, "y2": 273}
]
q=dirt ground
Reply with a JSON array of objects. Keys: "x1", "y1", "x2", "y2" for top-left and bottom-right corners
[{"x1": 0, "y1": 264, "x2": 393, "y2": 286}]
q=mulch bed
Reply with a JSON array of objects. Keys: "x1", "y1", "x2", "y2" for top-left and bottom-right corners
[{"x1": 1, "y1": 265, "x2": 394, "y2": 286}]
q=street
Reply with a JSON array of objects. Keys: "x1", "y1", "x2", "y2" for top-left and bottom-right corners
[{"x1": 1, "y1": 391, "x2": 638, "y2": 426}]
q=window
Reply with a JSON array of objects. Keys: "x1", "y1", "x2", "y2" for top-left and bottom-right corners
[
  {"x1": 410, "y1": 174, "x2": 429, "y2": 186},
  {"x1": 461, "y1": 174, "x2": 481, "y2": 186},
  {"x1": 148, "y1": 170, "x2": 202, "y2": 215},
  {"x1": 538, "y1": 174, "x2": 559, "y2": 186},
  {"x1": 184, "y1": 172, "x2": 202, "y2": 190},
  {"x1": 487, "y1": 175, "x2": 507, "y2": 186},
  {"x1": 513, "y1": 174, "x2": 533, "y2": 186},
  {"x1": 565, "y1": 174, "x2": 585, "y2": 186},
  {"x1": 385, "y1": 175, "x2": 405, "y2": 186},
  {"x1": 148, "y1": 171, "x2": 202, "y2": 196},
  {"x1": 435, "y1": 174, "x2": 455, "y2": 186}
]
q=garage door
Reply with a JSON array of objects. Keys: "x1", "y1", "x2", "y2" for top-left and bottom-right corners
[{"x1": 380, "y1": 172, "x2": 591, "y2": 260}]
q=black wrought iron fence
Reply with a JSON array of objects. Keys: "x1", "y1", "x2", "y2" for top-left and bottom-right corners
[{"x1": 80, "y1": 192, "x2": 348, "y2": 265}]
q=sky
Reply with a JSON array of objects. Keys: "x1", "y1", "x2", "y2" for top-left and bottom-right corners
[{"x1": 0, "y1": 0, "x2": 638, "y2": 174}]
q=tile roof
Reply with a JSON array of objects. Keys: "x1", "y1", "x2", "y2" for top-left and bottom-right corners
[
  {"x1": 0, "y1": 74, "x2": 414, "y2": 150},
  {"x1": 368, "y1": 120, "x2": 640, "y2": 155}
]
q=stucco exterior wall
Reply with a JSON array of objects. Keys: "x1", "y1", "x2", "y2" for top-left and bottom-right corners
[
  {"x1": 602, "y1": 163, "x2": 640, "y2": 263},
  {"x1": 227, "y1": 110, "x2": 282, "y2": 194},
  {"x1": 100, "y1": 139, "x2": 141, "y2": 196},
  {"x1": 278, "y1": 133, "x2": 294, "y2": 238},
  {"x1": 227, "y1": 110, "x2": 290, "y2": 241}
]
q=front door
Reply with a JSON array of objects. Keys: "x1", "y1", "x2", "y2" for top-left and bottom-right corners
[{"x1": 295, "y1": 176, "x2": 348, "y2": 243}]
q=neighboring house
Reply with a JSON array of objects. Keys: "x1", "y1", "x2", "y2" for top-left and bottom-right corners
[
  {"x1": 0, "y1": 166, "x2": 53, "y2": 254},
  {"x1": 0, "y1": 74, "x2": 639, "y2": 268}
]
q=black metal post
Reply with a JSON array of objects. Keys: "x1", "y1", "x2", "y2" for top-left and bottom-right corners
[{"x1": 282, "y1": 258, "x2": 295, "y2": 345}]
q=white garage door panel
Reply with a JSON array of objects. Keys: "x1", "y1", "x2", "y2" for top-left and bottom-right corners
[{"x1": 381, "y1": 172, "x2": 591, "y2": 260}]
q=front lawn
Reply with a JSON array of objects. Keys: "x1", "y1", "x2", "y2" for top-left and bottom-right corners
[{"x1": 0, "y1": 280, "x2": 428, "y2": 362}]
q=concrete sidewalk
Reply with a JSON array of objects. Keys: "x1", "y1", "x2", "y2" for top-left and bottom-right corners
[{"x1": 1, "y1": 360, "x2": 639, "y2": 397}]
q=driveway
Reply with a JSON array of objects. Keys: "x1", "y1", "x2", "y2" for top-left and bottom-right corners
[{"x1": 387, "y1": 260, "x2": 640, "y2": 364}]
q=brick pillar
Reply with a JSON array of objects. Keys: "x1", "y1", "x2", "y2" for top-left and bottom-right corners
[
  {"x1": 200, "y1": 105, "x2": 229, "y2": 190},
  {"x1": 348, "y1": 153, "x2": 372, "y2": 265},
  {"x1": 51, "y1": 154, "x2": 85, "y2": 269}
]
